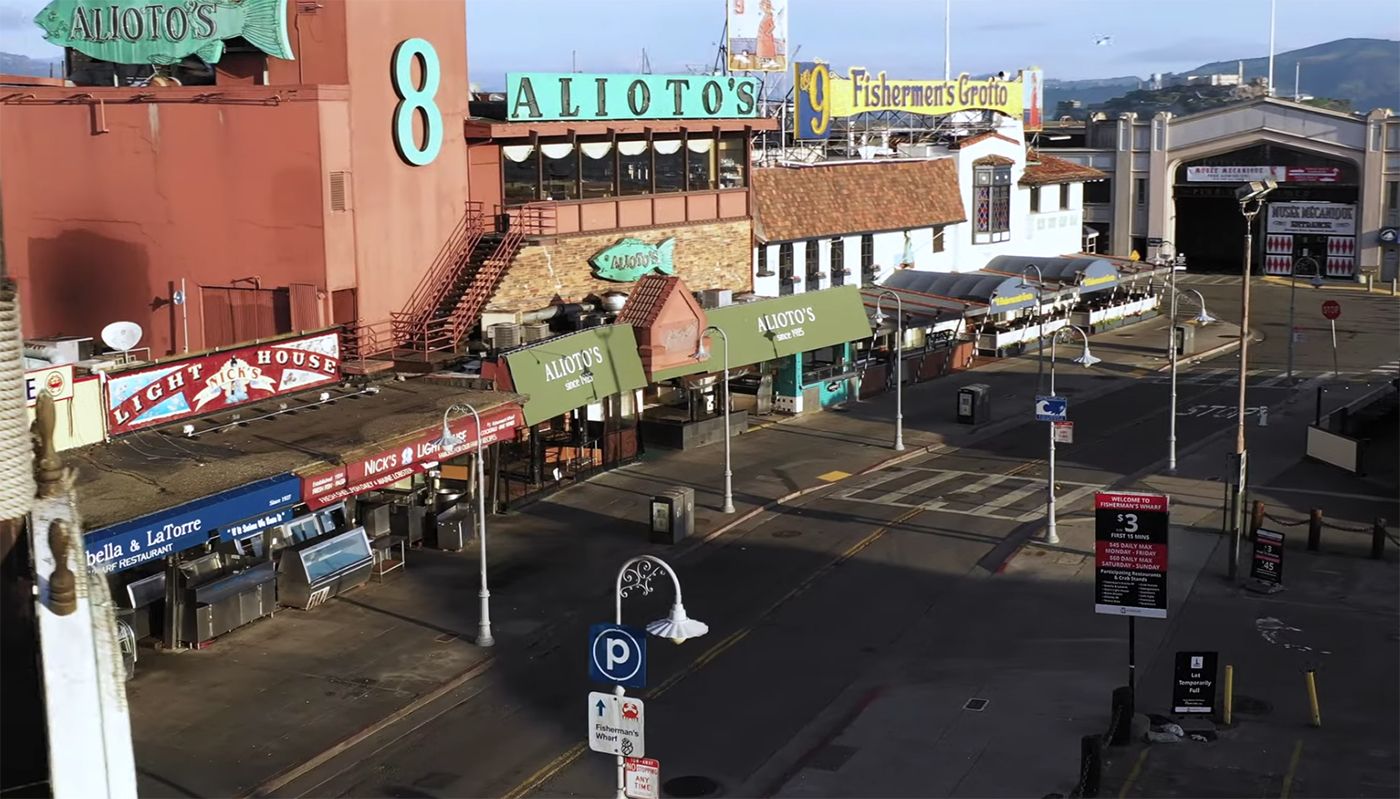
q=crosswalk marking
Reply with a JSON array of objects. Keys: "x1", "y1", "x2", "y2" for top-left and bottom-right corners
[
  {"x1": 953, "y1": 473, "x2": 1011, "y2": 495},
  {"x1": 1258, "y1": 373, "x2": 1292, "y2": 387},
  {"x1": 1182, "y1": 367, "x2": 1234, "y2": 384},
  {"x1": 977, "y1": 482, "x2": 1044, "y2": 512},
  {"x1": 865, "y1": 471, "x2": 965, "y2": 504},
  {"x1": 829, "y1": 468, "x2": 1105, "y2": 523},
  {"x1": 1139, "y1": 367, "x2": 1389, "y2": 387}
]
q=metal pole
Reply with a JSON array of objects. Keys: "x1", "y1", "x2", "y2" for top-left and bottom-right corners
[
  {"x1": 1045, "y1": 334, "x2": 1059, "y2": 545},
  {"x1": 1267, "y1": 0, "x2": 1277, "y2": 96},
  {"x1": 1287, "y1": 270, "x2": 1297, "y2": 382},
  {"x1": 471, "y1": 407, "x2": 494, "y2": 648},
  {"x1": 1023, "y1": 265, "x2": 1046, "y2": 392},
  {"x1": 943, "y1": 0, "x2": 951, "y2": 81},
  {"x1": 877, "y1": 291, "x2": 905, "y2": 451},
  {"x1": 180, "y1": 277, "x2": 190, "y2": 353},
  {"x1": 1168, "y1": 263, "x2": 1179, "y2": 473},
  {"x1": 708, "y1": 326, "x2": 735, "y2": 514},
  {"x1": 1128, "y1": 616, "x2": 1137, "y2": 698},
  {"x1": 613, "y1": 586, "x2": 625, "y2": 799},
  {"x1": 1233, "y1": 208, "x2": 1255, "y2": 573},
  {"x1": 1329, "y1": 319, "x2": 1339, "y2": 379}
]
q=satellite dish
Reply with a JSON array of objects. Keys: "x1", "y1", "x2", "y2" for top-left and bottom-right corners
[{"x1": 101, "y1": 321, "x2": 144, "y2": 352}]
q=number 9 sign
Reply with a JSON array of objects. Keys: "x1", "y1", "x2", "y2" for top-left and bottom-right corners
[
  {"x1": 794, "y1": 62, "x2": 832, "y2": 141},
  {"x1": 391, "y1": 38, "x2": 443, "y2": 167}
]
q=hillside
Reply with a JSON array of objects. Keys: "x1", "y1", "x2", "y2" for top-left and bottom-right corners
[
  {"x1": 0, "y1": 52, "x2": 61, "y2": 78},
  {"x1": 1045, "y1": 76, "x2": 1141, "y2": 113}
]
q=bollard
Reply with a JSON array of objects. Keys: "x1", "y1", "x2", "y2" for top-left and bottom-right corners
[
  {"x1": 1259, "y1": 406, "x2": 1269, "y2": 427},
  {"x1": 1249, "y1": 500, "x2": 1265, "y2": 542},
  {"x1": 1372, "y1": 517, "x2": 1388, "y2": 560},
  {"x1": 1222, "y1": 665, "x2": 1234, "y2": 727},
  {"x1": 1079, "y1": 734, "x2": 1103, "y2": 798},
  {"x1": 1109, "y1": 685, "x2": 1134, "y2": 746},
  {"x1": 1305, "y1": 670, "x2": 1322, "y2": 727},
  {"x1": 1308, "y1": 509, "x2": 1322, "y2": 552}
]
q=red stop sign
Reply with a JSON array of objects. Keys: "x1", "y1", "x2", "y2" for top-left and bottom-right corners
[{"x1": 1321, "y1": 300, "x2": 1341, "y2": 320}]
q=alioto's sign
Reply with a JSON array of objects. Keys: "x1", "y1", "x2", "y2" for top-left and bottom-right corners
[
  {"x1": 105, "y1": 331, "x2": 342, "y2": 435},
  {"x1": 506, "y1": 73, "x2": 761, "y2": 121},
  {"x1": 33, "y1": 0, "x2": 294, "y2": 65}
]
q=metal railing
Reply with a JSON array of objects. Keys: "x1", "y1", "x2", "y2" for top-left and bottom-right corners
[
  {"x1": 339, "y1": 319, "x2": 394, "y2": 367},
  {"x1": 395, "y1": 202, "x2": 486, "y2": 327}
]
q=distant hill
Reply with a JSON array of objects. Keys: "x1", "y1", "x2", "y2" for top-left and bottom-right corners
[
  {"x1": 1045, "y1": 76, "x2": 1141, "y2": 113},
  {"x1": 1182, "y1": 38, "x2": 1398, "y2": 112},
  {"x1": 0, "y1": 52, "x2": 61, "y2": 78}
]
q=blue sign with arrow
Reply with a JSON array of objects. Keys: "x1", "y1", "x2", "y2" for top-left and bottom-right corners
[
  {"x1": 1035, "y1": 395, "x2": 1068, "y2": 422},
  {"x1": 589, "y1": 623, "x2": 647, "y2": 688}
]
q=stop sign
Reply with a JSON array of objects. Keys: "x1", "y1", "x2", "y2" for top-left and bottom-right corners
[{"x1": 1321, "y1": 300, "x2": 1341, "y2": 320}]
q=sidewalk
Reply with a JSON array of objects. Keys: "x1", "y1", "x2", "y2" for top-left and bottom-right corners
[{"x1": 121, "y1": 313, "x2": 1242, "y2": 798}]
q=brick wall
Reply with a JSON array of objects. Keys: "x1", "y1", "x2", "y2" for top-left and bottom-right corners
[{"x1": 488, "y1": 219, "x2": 753, "y2": 312}]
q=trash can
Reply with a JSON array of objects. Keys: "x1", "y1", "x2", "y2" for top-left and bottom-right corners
[
  {"x1": 957, "y1": 383, "x2": 991, "y2": 425},
  {"x1": 1174, "y1": 324, "x2": 1196, "y2": 357},
  {"x1": 650, "y1": 487, "x2": 695, "y2": 544}
]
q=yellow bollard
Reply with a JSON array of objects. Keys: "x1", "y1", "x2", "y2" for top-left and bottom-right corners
[
  {"x1": 1223, "y1": 664, "x2": 1234, "y2": 726},
  {"x1": 1305, "y1": 670, "x2": 1322, "y2": 727}
]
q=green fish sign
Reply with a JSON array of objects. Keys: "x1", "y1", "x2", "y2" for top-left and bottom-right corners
[
  {"x1": 33, "y1": 0, "x2": 295, "y2": 66},
  {"x1": 589, "y1": 237, "x2": 678, "y2": 282}
]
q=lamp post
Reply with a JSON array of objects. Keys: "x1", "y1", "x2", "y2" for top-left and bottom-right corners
[
  {"x1": 873, "y1": 289, "x2": 905, "y2": 451},
  {"x1": 1230, "y1": 178, "x2": 1277, "y2": 579},
  {"x1": 696, "y1": 325, "x2": 735, "y2": 513},
  {"x1": 1021, "y1": 264, "x2": 1047, "y2": 392},
  {"x1": 1286, "y1": 255, "x2": 1325, "y2": 383},
  {"x1": 612, "y1": 555, "x2": 708, "y2": 799},
  {"x1": 1044, "y1": 324, "x2": 1100, "y2": 545},
  {"x1": 1167, "y1": 283, "x2": 1215, "y2": 474},
  {"x1": 436, "y1": 403, "x2": 494, "y2": 647}
]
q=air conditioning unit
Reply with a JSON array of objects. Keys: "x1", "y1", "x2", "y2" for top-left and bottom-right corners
[
  {"x1": 577, "y1": 313, "x2": 608, "y2": 329},
  {"x1": 27, "y1": 336, "x2": 94, "y2": 365},
  {"x1": 520, "y1": 322, "x2": 551, "y2": 342},
  {"x1": 699, "y1": 289, "x2": 733, "y2": 309},
  {"x1": 487, "y1": 323, "x2": 522, "y2": 350}
]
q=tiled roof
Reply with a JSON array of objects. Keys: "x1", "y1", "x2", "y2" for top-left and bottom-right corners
[
  {"x1": 752, "y1": 159, "x2": 966, "y2": 243},
  {"x1": 1020, "y1": 150, "x2": 1106, "y2": 186},
  {"x1": 973, "y1": 154, "x2": 1016, "y2": 166},
  {"x1": 952, "y1": 130, "x2": 1021, "y2": 149},
  {"x1": 615, "y1": 275, "x2": 678, "y2": 328}
]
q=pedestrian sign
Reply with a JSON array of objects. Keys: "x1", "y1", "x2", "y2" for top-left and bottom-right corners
[
  {"x1": 588, "y1": 691, "x2": 645, "y2": 757},
  {"x1": 1035, "y1": 395, "x2": 1068, "y2": 422},
  {"x1": 589, "y1": 623, "x2": 647, "y2": 688}
]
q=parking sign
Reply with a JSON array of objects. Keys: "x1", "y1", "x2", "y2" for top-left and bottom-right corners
[{"x1": 589, "y1": 623, "x2": 648, "y2": 688}]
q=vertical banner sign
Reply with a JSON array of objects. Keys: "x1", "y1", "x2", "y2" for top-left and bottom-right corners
[
  {"x1": 1094, "y1": 492, "x2": 1170, "y2": 618},
  {"x1": 727, "y1": 0, "x2": 788, "y2": 73},
  {"x1": 1020, "y1": 67, "x2": 1044, "y2": 132},
  {"x1": 1250, "y1": 528, "x2": 1285, "y2": 585},
  {"x1": 1172, "y1": 651, "x2": 1219, "y2": 714}
]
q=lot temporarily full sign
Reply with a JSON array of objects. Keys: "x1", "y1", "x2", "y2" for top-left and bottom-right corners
[
  {"x1": 588, "y1": 691, "x2": 645, "y2": 758},
  {"x1": 85, "y1": 474, "x2": 301, "y2": 574},
  {"x1": 33, "y1": 0, "x2": 294, "y2": 65},
  {"x1": 1172, "y1": 651, "x2": 1219, "y2": 714},
  {"x1": 1094, "y1": 491, "x2": 1170, "y2": 619},
  {"x1": 301, "y1": 403, "x2": 522, "y2": 509},
  {"x1": 105, "y1": 331, "x2": 341, "y2": 435},
  {"x1": 506, "y1": 73, "x2": 761, "y2": 121}
]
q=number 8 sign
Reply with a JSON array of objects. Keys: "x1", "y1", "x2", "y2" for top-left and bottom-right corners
[{"x1": 392, "y1": 38, "x2": 443, "y2": 167}]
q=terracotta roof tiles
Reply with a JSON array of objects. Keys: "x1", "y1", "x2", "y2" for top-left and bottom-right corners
[
  {"x1": 615, "y1": 275, "x2": 678, "y2": 328},
  {"x1": 952, "y1": 130, "x2": 1021, "y2": 149},
  {"x1": 1020, "y1": 150, "x2": 1106, "y2": 186},
  {"x1": 752, "y1": 159, "x2": 966, "y2": 243}
]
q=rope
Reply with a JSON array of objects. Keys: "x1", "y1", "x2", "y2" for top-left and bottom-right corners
[
  {"x1": 0, "y1": 282, "x2": 36, "y2": 520},
  {"x1": 1319, "y1": 519, "x2": 1377, "y2": 534},
  {"x1": 1261, "y1": 512, "x2": 1309, "y2": 527},
  {"x1": 1261, "y1": 511, "x2": 1380, "y2": 535}
]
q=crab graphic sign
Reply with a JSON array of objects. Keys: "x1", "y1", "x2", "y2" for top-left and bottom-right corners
[{"x1": 588, "y1": 691, "x2": 645, "y2": 758}]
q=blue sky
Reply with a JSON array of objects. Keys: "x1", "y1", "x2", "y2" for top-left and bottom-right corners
[{"x1": 4, "y1": 0, "x2": 1396, "y2": 84}]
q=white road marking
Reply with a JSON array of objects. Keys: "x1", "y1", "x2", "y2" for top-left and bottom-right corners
[{"x1": 865, "y1": 470, "x2": 966, "y2": 505}]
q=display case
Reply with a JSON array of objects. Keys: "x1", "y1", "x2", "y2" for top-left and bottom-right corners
[{"x1": 277, "y1": 527, "x2": 373, "y2": 610}]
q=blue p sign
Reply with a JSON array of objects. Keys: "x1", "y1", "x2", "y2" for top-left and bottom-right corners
[{"x1": 589, "y1": 623, "x2": 647, "y2": 688}]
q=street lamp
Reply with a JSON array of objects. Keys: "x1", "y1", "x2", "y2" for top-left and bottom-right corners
[
  {"x1": 1044, "y1": 323, "x2": 1098, "y2": 545},
  {"x1": 612, "y1": 555, "x2": 708, "y2": 799},
  {"x1": 435, "y1": 403, "x2": 494, "y2": 647},
  {"x1": 1020, "y1": 264, "x2": 1048, "y2": 392},
  {"x1": 1229, "y1": 178, "x2": 1277, "y2": 579},
  {"x1": 695, "y1": 326, "x2": 735, "y2": 513},
  {"x1": 873, "y1": 289, "x2": 905, "y2": 451},
  {"x1": 1166, "y1": 284, "x2": 1214, "y2": 474},
  {"x1": 1286, "y1": 255, "x2": 1325, "y2": 382}
]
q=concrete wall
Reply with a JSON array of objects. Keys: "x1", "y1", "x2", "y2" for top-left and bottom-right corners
[{"x1": 490, "y1": 219, "x2": 753, "y2": 311}]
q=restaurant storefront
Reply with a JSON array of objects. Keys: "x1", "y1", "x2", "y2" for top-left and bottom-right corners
[
  {"x1": 985, "y1": 255, "x2": 1162, "y2": 334},
  {"x1": 857, "y1": 287, "x2": 976, "y2": 398},
  {"x1": 882, "y1": 269, "x2": 1075, "y2": 357}
]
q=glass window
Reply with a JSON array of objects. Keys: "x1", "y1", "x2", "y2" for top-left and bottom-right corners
[
  {"x1": 1084, "y1": 179, "x2": 1112, "y2": 204},
  {"x1": 1135, "y1": 177, "x2": 1147, "y2": 206},
  {"x1": 654, "y1": 137, "x2": 684, "y2": 193},
  {"x1": 1060, "y1": 186, "x2": 1071, "y2": 210},
  {"x1": 932, "y1": 226, "x2": 945, "y2": 253},
  {"x1": 778, "y1": 243, "x2": 794, "y2": 296},
  {"x1": 973, "y1": 165, "x2": 1011, "y2": 243},
  {"x1": 830, "y1": 237, "x2": 845, "y2": 286},
  {"x1": 860, "y1": 234, "x2": 875, "y2": 284},
  {"x1": 540, "y1": 141, "x2": 578, "y2": 201},
  {"x1": 686, "y1": 135, "x2": 716, "y2": 191},
  {"x1": 580, "y1": 140, "x2": 616, "y2": 199},
  {"x1": 757, "y1": 246, "x2": 772, "y2": 276},
  {"x1": 805, "y1": 241, "x2": 821, "y2": 292},
  {"x1": 717, "y1": 134, "x2": 747, "y2": 188},
  {"x1": 1385, "y1": 180, "x2": 1398, "y2": 210},
  {"x1": 502, "y1": 145, "x2": 538, "y2": 204},
  {"x1": 619, "y1": 139, "x2": 650, "y2": 195},
  {"x1": 1030, "y1": 186, "x2": 1041, "y2": 212}
]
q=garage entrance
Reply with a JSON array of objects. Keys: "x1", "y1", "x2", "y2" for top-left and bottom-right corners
[{"x1": 1172, "y1": 144, "x2": 1358, "y2": 276}]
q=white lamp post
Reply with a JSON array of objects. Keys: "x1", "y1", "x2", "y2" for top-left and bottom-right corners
[
  {"x1": 695, "y1": 326, "x2": 735, "y2": 513},
  {"x1": 1045, "y1": 324, "x2": 1099, "y2": 545},
  {"x1": 1020, "y1": 264, "x2": 1047, "y2": 392},
  {"x1": 435, "y1": 403, "x2": 494, "y2": 647},
  {"x1": 1286, "y1": 256, "x2": 1325, "y2": 382},
  {"x1": 1166, "y1": 284, "x2": 1214, "y2": 474},
  {"x1": 873, "y1": 289, "x2": 905, "y2": 451},
  {"x1": 611, "y1": 555, "x2": 708, "y2": 799}
]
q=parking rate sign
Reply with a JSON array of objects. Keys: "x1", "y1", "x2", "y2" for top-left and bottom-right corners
[
  {"x1": 589, "y1": 623, "x2": 648, "y2": 688},
  {"x1": 1094, "y1": 492, "x2": 1170, "y2": 619}
]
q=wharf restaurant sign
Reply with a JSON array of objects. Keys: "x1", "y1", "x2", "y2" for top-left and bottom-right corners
[
  {"x1": 794, "y1": 62, "x2": 1028, "y2": 141},
  {"x1": 503, "y1": 325, "x2": 649, "y2": 426},
  {"x1": 1185, "y1": 166, "x2": 1343, "y2": 183},
  {"x1": 34, "y1": 0, "x2": 295, "y2": 65},
  {"x1": 105, "y1": 330, "x2": 341, "y2": 436},
  {"x1": 85, "y1": 474, "x2": 301, "y2": 574},
  {"x1": 301, "y1": 403, "x2": 522, "y2": 510},
  {"x1": 506, "y1": 72, "x2": 761, "y2": 122},
  {"x1": 591, "y1": 238, "x2": 677, "y2": 282},
  {"x1": 1266, "y1": 202, "x2": 1356, "y2": 236}
]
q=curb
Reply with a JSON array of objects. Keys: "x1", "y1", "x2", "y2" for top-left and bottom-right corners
[
  {"x1": 1153, "y1": 332, "x2": 1257, "y2": 373},
  {"x1": 1259, "y1": 276, "x2": 1396, "y2": 295}
]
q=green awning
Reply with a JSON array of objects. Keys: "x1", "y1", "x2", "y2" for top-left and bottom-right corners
[
  {"x1": 653, "y1": 286, "x2": 874, "y2": 381},
  {"x1": 504, "y1": 325, "x2": 648, "y2": 425}
]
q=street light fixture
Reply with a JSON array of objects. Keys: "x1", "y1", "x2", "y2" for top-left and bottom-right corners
[
  {"x1": 873, "y1": 289, "x2": 905, "y2": 451},
  {"x1": 694, "y1": 325, "x2": 735, "y2": 513},
  {"x1": 1166, "y1": 283, "x2": 1213, "y2": 474},
  {"x1": 612, "y1": 555, "x2": 708, "y2": 798},
  {"x1": 1286, "y1": 256, "x2": 1325, "y2": 382},
  {"x1": 1043, "y1": 323, "x2": 1098, "y2": 545},
  {"x1": 435, "y1": 403, "x2": 495, "y2": 647},
  {"x1": 1020, "y1": 264, "x2": 1048, "y2": 392},
  {"x1": 1228, "y1": 178, "x2": 1277, "y2": 579}
]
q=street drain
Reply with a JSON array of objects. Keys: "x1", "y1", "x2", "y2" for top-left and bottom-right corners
[
  {"x1": 664, "y1": 775, "x2": 722, "y2": 797},
  {"x1": 1233, "y1": 695, "x2": 1273, "y2": 716},
  {"x1": 963, "y1": 697, "x2": 989, "y2": 711},
  {"x1": 772, "y1": 529, "x2": 803, "y2": 539}
]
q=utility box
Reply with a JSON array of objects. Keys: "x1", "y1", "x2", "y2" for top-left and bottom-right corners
[
  {"x1": 1174, "y1": 325, "x2": 1196, "y2": 357},
  {"x1": 650, "y1": 487, "x2": 695, "y2": 544},
  {"x1": 957, "y1": 383, "x2": 991, "y2": 425}
]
